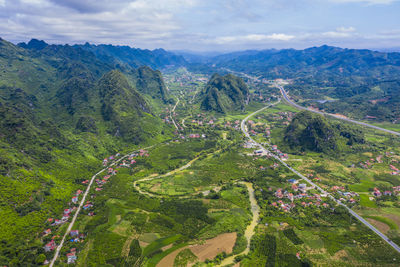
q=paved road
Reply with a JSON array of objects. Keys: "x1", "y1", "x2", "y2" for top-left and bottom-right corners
[
  {"x1": 241, "y1": 103, "x2": 400, "y2": 254},
  {"x1": 170, "y1": 98, "x2": 180, "y2": 130},
  {"x1": 278, "y1": 85, "x2": 400, "y2": 136},
  {"x1": 49, "y1": 146, "x2": 154, "y2": 267}
]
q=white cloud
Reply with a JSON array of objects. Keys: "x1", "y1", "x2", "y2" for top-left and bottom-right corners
[
  {"x1": 322, "y1": 26, "x2": 357, "y2": 38},
  {"x1": 212, "y1": 33, "x2": 295, "y2": 44}
]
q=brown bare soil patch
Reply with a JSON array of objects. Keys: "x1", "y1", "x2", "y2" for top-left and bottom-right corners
[
  {"x1": 139, "y1": 241, "x2": 149, "y2": 248},
  {"x1": 156, "y1": 247, "x2": 186, "y2": 267},
  {"x1": 333, "y1": 249, "x2": 348, "y2": 261},
  {"x1": 367, "y1": 218, "x2": 390, "y2": 233},
  {"x1": 150, "y1": 183, "x2": 161, "y2": 192},
  {"x1": 162, "y1": 243, "x2": 173, "y2": 251},
  {"x1": 189, "y1": 232, "x2": 237, "y2": 261}
]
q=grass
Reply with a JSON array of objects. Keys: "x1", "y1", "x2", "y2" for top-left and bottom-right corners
[
  {"x1": 359, "y1": 194, "x2": 377, "y2": 208},
  {"x1": 143, "y1": 234, "x2": 183, "y2": 257},
  {"x1": 174, "y1": 248, "x2": 198, "y2": 267},
  {"x1": 346, "y1": 180, "x2": 374, "y2": 192}
]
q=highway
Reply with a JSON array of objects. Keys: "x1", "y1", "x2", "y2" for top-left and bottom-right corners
[
  {"x1": 241, "y1": 103, "x2": 400, "y2": 254},
  {"x1": 278, "y1": 85, "x2": 400, "y2": 136}
]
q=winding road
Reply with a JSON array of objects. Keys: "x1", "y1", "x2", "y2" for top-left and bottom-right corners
[
  {"x1": 278, "y1": 85, "x2": 400, "y2": 136},
  {"x1": 241, "y1": 102, "x2": 400, "y2": 254}
]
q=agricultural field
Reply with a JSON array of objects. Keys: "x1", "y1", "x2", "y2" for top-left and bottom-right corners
[{"x1": 59, "y1": 137, "x2": 258, "y2": 266}]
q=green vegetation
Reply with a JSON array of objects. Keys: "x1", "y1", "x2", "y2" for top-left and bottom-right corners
[
  {"x1": 174, "y1": 248, "x2": 197, "y2": 267},
  {"x1": 284, "y1": 110, "x2": 364, "y2": 153},
  {"x1": 0, "y1": 38, "x2": 174, "y2": 265},
  {"x1": 2, "y1": 36, "x2": 400, "y2": 266},
  {"x1": 200, "y1": 73, "x2": 249, "y2": 113}
]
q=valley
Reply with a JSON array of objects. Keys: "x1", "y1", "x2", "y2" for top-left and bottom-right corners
[{"x1": 2, "y1": 38, "x2": 400, "y2": 266}]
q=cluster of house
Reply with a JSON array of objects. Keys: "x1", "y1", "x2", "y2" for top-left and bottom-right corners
[
  {"x1": 42, "y1": 152, "x2": 126, "y2": 264},
  {"x1": 270, "y1": 145, "x2": 289, "y2": 160},
  {"x1": 371, "y1": 187, "x2": 400, "y2": 198},
  {"x1": 102, "y1": 153, "x2": 121, "y2": 166},
  {"x1": 69, "y1": 230, "x2": 85, "y2": 243},
  {"x1": 47, "y1": 206, "x2": 76, "y2": 227},
  {"x1": 270, "y1": 112, "x2": 294, "y2": 126},
  {"x1": 120, "y1": 158, "x2": 137, "y2": 167},
  {"x1": 222, "y1": 120, "x2": 241, "y2": 130},
  {"x1": 243, "y1": 141, "x2": 258, "y2": 149},
  {"x1": 355, "y1": 153, "x2": 400, "y2": 176},
  {"x1": 357, "y1": 156, "x2": 381, "y2": 169},
  {"x1": 269, "y1": 179, "x2": 329, "y2": 212},
  {"x1": 329, "y1": 186, "x2": 359, "y2": 204}
]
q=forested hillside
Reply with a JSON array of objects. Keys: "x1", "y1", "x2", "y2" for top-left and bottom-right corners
[
  {"x1": 200, "y1": 73, "x2": 249, "y2": 113},
  {"x1": 0, "y1": 37, "x2": 173, "y2": 265},
  {"x1": 284, "y1": 111, "x2": 365, "y2": 153}
]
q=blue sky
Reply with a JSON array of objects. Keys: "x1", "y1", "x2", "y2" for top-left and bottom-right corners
[{"x1": 0, "y1": 0, "x2": 399, "y2": 51}]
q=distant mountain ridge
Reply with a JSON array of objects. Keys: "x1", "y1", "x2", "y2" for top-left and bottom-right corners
[{"x1": 76, "y1": 42, "x2": 187, "y2": 69}]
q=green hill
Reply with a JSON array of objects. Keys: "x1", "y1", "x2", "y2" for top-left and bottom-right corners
[
  {"x1": 200, "y1": 73, "x2": 249, "y2": 113},
  {"x1": 132, "y1": 66, "x2": 171, "y2": 103},
  {"x1": 284, "y1": 111, "x2": 365, "y2": 153}
]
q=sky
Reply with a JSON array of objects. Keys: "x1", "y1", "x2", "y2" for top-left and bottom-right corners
[{"x1": 0, "y1": 0, "x2": 400, "y2": 52}]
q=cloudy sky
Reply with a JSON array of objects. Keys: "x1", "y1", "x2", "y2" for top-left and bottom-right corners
[{"x1": 0, "y1": 0, "x2": 399, "y2": 51}]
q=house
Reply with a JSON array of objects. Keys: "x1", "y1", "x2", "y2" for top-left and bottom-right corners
[
  {"x1": 70, "y1": 230, "x2": 79, "y2": 237},
  {"x1": 72, "y1": 196, "x2": 78, "y2": 204},
  {"x1": 288, "y1": 179, "x2": 297, "y2": 184},
  {"x1": 52, "y1": 219, "x2": 63, "y2": 226},
  {"x1": 67, "y1": 252, "x2": 77, "y2": 264},
  {"x1": 95, "y1": 188, "x2": 102, "y2": 191},
  {"x1": 44, "y1": 240, "x2": 56, "y2": 252},
  {"x1": 83, "y1": 204, "x2": 93, "y2": 210},
  {"x1": 298, "y1": 184, "x2": 307, "y2": 192},
  {"x1": 390, "y1": 165, "x2": 399, "y2": 171},
  {"x1": 43, "y1": 229, "x2": 51, "y2": 235},
  {"x1": 291, "y1": 184, "x2": 298, "y2": 191},
  {"x1": 47, "y1": 218, "x2": 54, "y2": 223},
  {"x1": 76, "y1": 190, "x2": 83, "y2": 195},
  {"x1": 384, "y1": 191, "x2": 392, "y2": 196}
]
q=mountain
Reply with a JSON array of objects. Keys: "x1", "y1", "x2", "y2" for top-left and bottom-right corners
[
  {"x1": 211, "y1": 45, "x2": 400, "y2": 79},
  {"x1": 132, "y1": 66, "x2": 170, "y2": 103},
  {"x1": 76, "y1": 43, "x2": 187, "y2": 70},
  {"x1": 284, "y1": 111, "x2": 365, "y2": 153},
  {"x1": 200, "y1": 73, "x2": 249, "y2": 113},
  {"x1": 98, "y1": 69, "x2": 156, "y2": 142},
  {"x1": 0, "y1": 37, "x2": 173, "y2": 265},
  {"x1": 208, "y1": 45, "x2": 400, "y2": 121}
]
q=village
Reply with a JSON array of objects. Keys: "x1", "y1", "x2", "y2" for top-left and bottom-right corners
[{"x1": 40, "y1": 149, "x2": 151, "y2": 265}]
